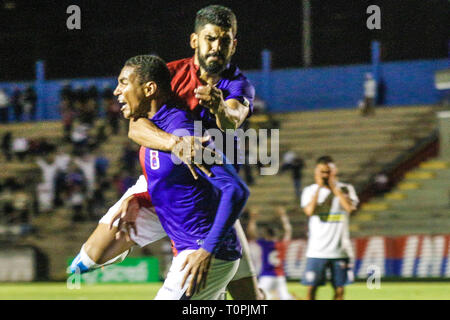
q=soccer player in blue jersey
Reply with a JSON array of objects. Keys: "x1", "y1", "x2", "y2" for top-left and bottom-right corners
[
  {"x1": 119, "y1": 54, "x2": 248, "y2": 299},
  {"x1": 70, "y1": 5, "x2": 262, "y2": 299}
]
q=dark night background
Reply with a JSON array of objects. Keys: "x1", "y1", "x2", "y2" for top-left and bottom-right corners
[{"x1": 0, "y1": 0, "x2": 448, "y2": 81}]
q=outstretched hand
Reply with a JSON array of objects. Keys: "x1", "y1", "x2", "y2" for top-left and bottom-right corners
[
  {"x1": 180, "y1": 248, "x2": 213, "y2": 297},
  {"x1": 171, "y1": 135, "x2": 220, "y2": 180}
]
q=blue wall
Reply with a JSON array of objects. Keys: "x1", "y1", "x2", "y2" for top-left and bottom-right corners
[
  {"x1": 246, "y1": 58, "x2": 448, "y2": 112},
  {"x1": 0, "y1": 58, "x2": 447, "y2": 120}
]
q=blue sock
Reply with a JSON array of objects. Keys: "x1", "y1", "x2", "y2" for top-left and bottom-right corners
[{"x1": 68, "y1": 245, "x2": 99, "y2": 274}]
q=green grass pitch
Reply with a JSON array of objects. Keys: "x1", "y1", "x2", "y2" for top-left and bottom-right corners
[{"x1": 0, "y1": 282, "x2": 449, "y2": 300}]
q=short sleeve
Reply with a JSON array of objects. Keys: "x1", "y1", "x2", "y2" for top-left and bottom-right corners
[
  {"x1": 346, "y1": 184, "x2": 359, "y2": 207},
  {"x1": 301, "y1": 186, "x2": 314, "y2": 208},
  {"x1": 225, "y1": 79, "x2": 255, "y2": 116}
]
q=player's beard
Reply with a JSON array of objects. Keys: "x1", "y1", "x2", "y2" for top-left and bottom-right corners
[{"x1": 198, "y1": 51, "x2": 229, "y2": 75}]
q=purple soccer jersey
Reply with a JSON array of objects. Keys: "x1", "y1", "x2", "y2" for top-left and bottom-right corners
[
  {"x1": 140, "y1": 103, "x2": 249, "y2": 261},
  {"x1": 168, "y1": 57, "x2": 255, "y2": 167},
  {"x1": 257, "y1": 239, "x2": 288, "y2": 277}
]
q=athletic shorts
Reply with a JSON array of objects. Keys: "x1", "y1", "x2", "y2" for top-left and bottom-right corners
[
  {"x1": 154, "y1": 249, "x2": 240, "y2": 300},
  {"x1": 99, "y1": 175, "x2": 256, "y2": 281},
  {"x1": 258, "y1": 275, "x2": 293, "y2": 300},
  {"x1": 98, "y1": 175, "x2": 166, "y2": 247},
  {"x1": 301, "y1": 257, "x2": 354, "y2": 287}
]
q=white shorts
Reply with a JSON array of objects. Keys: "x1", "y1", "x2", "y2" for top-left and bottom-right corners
[
  {"x1": 155, "y1": 249, "x2": 240, "y2": 300},
  {"x1": 99, "y1": 175, "x2": 256, "y2": 281},
  {"x1": 98, "y1": 175, "x2": 166, "y2": 247},
  {"x1": 258, "y1": 275, "x2": 293, "y2": 300}
]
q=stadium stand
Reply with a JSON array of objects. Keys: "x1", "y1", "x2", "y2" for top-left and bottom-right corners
[
  {"x1": 0, "y1": 104, "x2": 444, "y2": 280},
  {"x1": 243, "y1": 105, "x2": 440, "y2": 237},
  {"x1": 352, "y1": 158, "x2": 450, "y2": 236}
]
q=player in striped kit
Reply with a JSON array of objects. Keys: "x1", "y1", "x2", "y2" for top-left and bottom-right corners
[{"x1": 247, "y1": 206, "x2": 294, "y2": 300}]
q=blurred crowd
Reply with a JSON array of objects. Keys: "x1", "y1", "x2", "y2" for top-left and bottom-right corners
[
  {"x1": 0, "y1": 82, "x2": 142, "y2": 233},
  {"x1": 0, "y1": 86, "x2": 37, "y2": 123}
]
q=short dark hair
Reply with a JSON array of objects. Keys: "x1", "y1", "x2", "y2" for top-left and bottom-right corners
[
  {"x1": 316, "y1": 155, "x2": 334, "y2": 164},
  {"x1": 195, "y1": 5, "x2": 237, "y2": 36},
  {"x1": 124, "y1": 55, "x2": 171, "y2": 95}
]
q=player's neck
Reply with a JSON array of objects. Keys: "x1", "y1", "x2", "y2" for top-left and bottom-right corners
[{"x1": 147, "y1": 98, "x2": 165, "y2": 119}]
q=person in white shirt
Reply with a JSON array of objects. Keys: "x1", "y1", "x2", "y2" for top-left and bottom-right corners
[
  {"x1": 0, "y1": 89, "x2": 10, "y2": 123},
  {"x1": 362, "y1": 72, "x2": 377, "y2": 116},
  {"x1": 300, "y1": 156, "x2": 359, "y2": 300}
]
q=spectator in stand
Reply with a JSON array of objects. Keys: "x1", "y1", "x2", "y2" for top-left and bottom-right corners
[
  {"x1": 28, "y1": 138, "x2": 53, "y2": 157},
  {"x1": 373, "y1": 171, "x2": 391, "y2": 195},
  {"x1": 89, "y1": 181, "x2": 106, "y2": 221},
  {"x1": 102, "y1": 86, "x2": 122, "y2": 135},
  {"x1": 74, "y1": 151, "x2": 96, "y2": 198},
  {"x1": 281, "y1": 151, "x2": 305, "y2": 203},
  {"x1": 120, "y1": 140, "x2": 139, "y2": 175},
  {"x1": 11, "y1": 87, "x2": 23, "y2": 122},
  {"x1": 94, "y1": 147, "x2": 109, "y2": 183},
  {"x1": 94, "y1": 123, "x2": 107, "y2": 147},
  {"x1": 65, "y1": 160, "x2": 88, "y2": 222},
  {"x1": 0, "y1": 178, "x2": 15, "y2": 224},
  {"x1": 12, "y1": 181, "x2": 31, "y2": 224},
  {"x1": 361, "y1": 73, "x2": 377, "y2": 116},
  {"x1": 60, "y1": 96, "x2": 77, "y2": 142},
  {"x1": 12, "y1": 136, "x2": 29, "y2": 161},
  {"x1": 84, "y1": 84, "x2": 99, "y2": 125},
  {"x1": 36, "y1": 146, "x2": 59, "y2": 212},
  {"x1": 22, "y1": 86, "x2": 37, "y2": 121},
  {"x1": 53, "y1": 145, "x2": 72, "y2": 207},
  {"x1": 70, "y1": 122, "x2": 91, "y2": 156},
  {"x1": 0, "y1": 88, "x2": 10, "y2": 123},
  {"x1": 1, "y1": 132, "x2": 12, "y2": 162},
  {"x1": 60, "y1": 83, "x2": 74, "y2": 102}
]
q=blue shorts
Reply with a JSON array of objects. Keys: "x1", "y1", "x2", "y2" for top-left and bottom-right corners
[{"x1": 301, "y1": 258, "x2": 353, "y2": 287}]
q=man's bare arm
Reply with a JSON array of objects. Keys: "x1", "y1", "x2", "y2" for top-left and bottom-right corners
[
  {"x1": 128, "y1": 118, "x2": 214, "y2": 179},
  {"x1": 128, "y1": 118, "x2": 178, "y2": 151},
  {"x1": 328, "y1": 171, "x2": 356, "y2": 214},
  {"x1": 277, "y1": 207, "x2": 292, "y2": 242},
  {"x1": 212, "y1": 98, "x2": 249, "y2": 130},
  {"x1": 330, "y1": 185, "x2": 356, "y2": 214},
  {"x1": 303, "y1": 187, "x2": 321, "y2": 217}
]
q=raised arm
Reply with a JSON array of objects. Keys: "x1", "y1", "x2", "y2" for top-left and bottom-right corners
[
  {"x1": 276, "y1": 206, "x2": 292, "y2": 242},
  {"x1": 328, "y1": 167, "x2": 357, "y2": 214},
  {"x1": 194, "y1": 84, "x2": 250, "y2": 130},
  {"x1": 303, "y1": 186, "x2": 322, "y2": 217}
]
